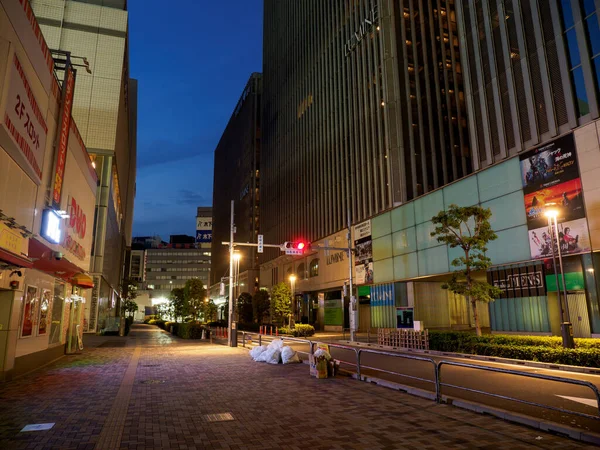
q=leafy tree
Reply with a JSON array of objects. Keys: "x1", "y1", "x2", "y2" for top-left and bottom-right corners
[
  {"x1": 184, "y1": 279, "x2": 207, "y2": 321},
  {"x1": 202, "y1": 298, "x2": 218, "y2": 323},
  {"x1": 119, "y1": 278, "x2": 139, "y2": 333},
  {"x1": 431, "y1": 204, "x2": 503, "y2": 336},
  {"x1": 252, "y1": 289, "x2": 270, "y2": 323},
  {"x1": 169, "y1": 288, "x2": 187, "y2": 322},
  {"x1": 237, "y1": 292, "x2": 253, "y2": 323},
  {"x1": 271, "y1": 282, "x2": 292, "y2": 326}
]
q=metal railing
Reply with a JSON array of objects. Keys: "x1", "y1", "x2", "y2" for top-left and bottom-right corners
[{"x1": 233, "y1": 331, "x2": 600, "y2": 422}]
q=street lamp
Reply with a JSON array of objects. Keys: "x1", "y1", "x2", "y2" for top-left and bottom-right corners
[
  {"x1": 545, "y1": 209, "x2": 574, "y2": 348},
  {"x1": 233, "y1": 252, "x2": 241, "y2": 321}
]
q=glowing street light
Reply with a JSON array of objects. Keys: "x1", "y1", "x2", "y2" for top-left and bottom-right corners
[{"x1": 544, "y1": 208, "x2": 574, "y2": 348}]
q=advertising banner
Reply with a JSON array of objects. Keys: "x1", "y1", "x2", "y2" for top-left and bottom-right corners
[
  {"x1": 487, "y1": 262, "x2": 546, "y2": 298},
  {"x1": 354, "y1": 220, "x2": 373, "y2": 284},
  {"x1": 196, "y1": 216, "x2": 212, "y2": 244},
  {"x1": 52, "y1": 66, "x2": 75, "y2": 210},
  {"x1": 1, "y1": 54, "x2": 48, "y2": 184},
  {"x1": 519, "y1": 133, "x2": 591, "y2": 259}
]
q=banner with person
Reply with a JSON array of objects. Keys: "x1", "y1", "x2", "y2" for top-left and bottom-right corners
[{"x1": 519, "y1": 133, "x2": 591, "y2": 259}]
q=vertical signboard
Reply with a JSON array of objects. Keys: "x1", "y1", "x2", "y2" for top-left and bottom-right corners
[
  {"x1": 519, "y1": 133, "x2": 591, "y2": 259},
  {"x1": 354, "y1": 220, "x2": 373, "y2": 284},
  {"x1": 196, "y1": 216, "x2": 213, "y2": 244},
  {"x1": 51, "y1": 66, "x2": 75, "y2": 210},
  {"x1": 1, "y1": 54, "x2": 48, "y2": 184}
]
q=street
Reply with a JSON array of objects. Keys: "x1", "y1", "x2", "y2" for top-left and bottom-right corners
[
  {"x1": 248, "y1": 334, "x2": 600, "y2": 435},
  {"x1": 0, "y1": 324, "x2": 595, "y2": 450}
]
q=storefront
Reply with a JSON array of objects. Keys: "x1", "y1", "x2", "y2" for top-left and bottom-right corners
[{"x1": 0, "y1": 0, "x2": 97, "y2": 379}]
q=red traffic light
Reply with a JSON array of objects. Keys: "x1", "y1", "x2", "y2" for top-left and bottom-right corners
[
  {"x1": 282, "y1": 241, "x2": 311, "y2": 252},
  {"x1": 297, "y1": 242, "x2": 305, "y2": 250}
]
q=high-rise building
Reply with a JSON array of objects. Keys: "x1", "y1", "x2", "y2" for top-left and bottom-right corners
[
  {"x1": 456, "y1": 0, "x2": 600, "y2": 169},
  {"x1": 211, "y1": 74, "x2": 262, "y2": 294},
  {"x1": 31, "y1": 0, "x2": 137, "y2": 332},
  {"x1": 261, "y1": 1, "x2": 471, "y2": 256}
]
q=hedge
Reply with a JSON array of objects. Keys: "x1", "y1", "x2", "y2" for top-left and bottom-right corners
[
  {"x1": 278, "y1": 324, "x2": 315, "y2": 337},
  {"x1": 428, "y1": 331, "x2": 600, "y2": 367}
]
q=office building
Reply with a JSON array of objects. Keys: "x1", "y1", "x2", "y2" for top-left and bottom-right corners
[
  {"x1": 211, "y1": 74, "x2": 262, "y2": 298},
  {"x1": 253, "y1": 0, "x2": 600, "y2": 338},
  {"x1": 261, "y1": 0, "x2": 471, "y2": 257},
  {"x1": 31, "y1": 0, "x2": 137, "y2": 332}
]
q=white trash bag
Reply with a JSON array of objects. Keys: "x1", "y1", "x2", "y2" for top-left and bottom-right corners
[
  {"x1": 281, "y1": 346, "x2": 301, "y2": 364},
  {"x1": 264, "y1": 348, "x2": 281, "y2": 364},
  {"x1": 267, "y1": 339, "x2": 284, "y2": 351},
  {"x1": 250, "y1": 345, "x2": 267, "y2": 361}
]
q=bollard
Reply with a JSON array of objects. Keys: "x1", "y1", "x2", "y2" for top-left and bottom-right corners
[
  {"x1": 242, "y1": 332, "x2": 246, "y2": 347},
  {"x1": 276, "y1": 327, "x2": 278, "y2": 337},
  {"x1": 259, "y1": 334, "x2": 262, "y2": 346},
  {"x1": 270, "y1": 326, "x2": 273, "y2": 336}
]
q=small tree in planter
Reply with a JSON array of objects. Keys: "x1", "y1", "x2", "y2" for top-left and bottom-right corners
[
  {"x1": 184, "y1": 279, "x2": 207, "y2": 322},
  {"x1": 271, "y1": 282, "x2": 292, "y2": 327},
  {"x1": 169, "y1": 287, "x2": 187, "y2": 322},
  {"x1": 431, "y1": 204, "x2": 503, "y2": 336}
]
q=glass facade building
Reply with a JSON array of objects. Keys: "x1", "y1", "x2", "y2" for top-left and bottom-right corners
[{"x1": 261, "y1": 0, "x2": 472, "y2": 257}]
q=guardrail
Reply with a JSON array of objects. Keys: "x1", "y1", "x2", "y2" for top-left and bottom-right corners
[{"x1": 231, "y1": 330, "x2": 600, "y2": 422}]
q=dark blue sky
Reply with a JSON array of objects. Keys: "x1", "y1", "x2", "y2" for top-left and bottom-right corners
[{"x1": 129, "y1": 1, "x2": 263, "y2": 239}]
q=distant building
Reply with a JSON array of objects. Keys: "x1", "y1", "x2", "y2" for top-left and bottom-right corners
[{"x1": 211, "y1": 74, "x2": 261, "y2": 301}]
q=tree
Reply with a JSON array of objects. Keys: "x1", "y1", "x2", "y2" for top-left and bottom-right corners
[
  {"x1": 431, "y1": 204, "x2": 503, "y2": 336},
  {"x1": 252, "y1": 289, "x2": 270, "y2": 323},
  {"x1": 202, "y1": 298, "x2": 218, "y2": 323},
  {"x1": 270, "y1": 282, "x2": 292, "y2": 326},
  {"x1": 237, "y1": 292, "x2": 253, "y2": 323},
  {"x1": 169, "y1": 288, "x2": 187, "y2": 322},
  {"x1": 119, "y1": 278, "x2": 138, "y2": 333},
  {"x1": 184, "y1": 279, "x2": 207, "y2": 322}
]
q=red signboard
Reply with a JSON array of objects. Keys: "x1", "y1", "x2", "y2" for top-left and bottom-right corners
[{"x1": 52, "y1": 67, "x2": 75, "y2": 210}]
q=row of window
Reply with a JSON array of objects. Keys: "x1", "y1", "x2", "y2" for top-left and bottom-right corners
[
  {"x1": 147, "y1": 267, "x2": 210, "y2": 272},
  {"x1": 146, "y1": 260, "x2": 210, "y2": 265},
  {"x1": 148, "y1": 251, "x2": 211, "y2": 256},
  {"x1": 561, "y1": 0, "x2": 600, "y2": 117},
  {"x1": 150, "y1": 275, "x2": 202, "y2": 281}
]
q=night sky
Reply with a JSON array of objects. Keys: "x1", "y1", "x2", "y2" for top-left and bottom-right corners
[{"x1": 129, "y1": 1, "x2": 263, "y2": 239}]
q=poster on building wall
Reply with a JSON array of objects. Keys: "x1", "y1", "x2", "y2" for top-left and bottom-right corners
[
  {"x1": 1, "y1": 54, "x2": 48, "y2": 185},
  {"x1": 196, "y1": 216, "x2": 213, "y2": 244},
  {"x1": 354, "y1": 220, "x2": 373, "y2": 284},
  {"x1": 519, "y1": 133, "x2": 591, "y2": 260},
  {"x1": 487, "y1": 262, "x2": 546, "y2": 298}
]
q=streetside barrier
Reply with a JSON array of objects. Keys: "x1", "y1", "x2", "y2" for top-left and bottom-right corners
[
  {"x1": 235, "y1": 331, "x2": 600, "y2": 422},
  {"x1": 436, "y1": 360, "x2": 600, "y2": 421}
]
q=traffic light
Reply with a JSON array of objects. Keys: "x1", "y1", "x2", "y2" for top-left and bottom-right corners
[{"x1": 282, "y1": 241, "x2": 311, "y2": 254}]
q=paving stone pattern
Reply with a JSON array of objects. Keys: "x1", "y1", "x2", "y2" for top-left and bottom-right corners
[{"x1": 0, "y1": 324, "x2": 596, "y2": 450}]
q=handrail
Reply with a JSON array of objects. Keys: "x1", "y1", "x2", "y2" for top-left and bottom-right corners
[
  {"x1": 437, "y1": 360, "x2": 600, "y2": 420},
  {"x1": 235, "y1": 330, "x2": 600, "y2": 422}
]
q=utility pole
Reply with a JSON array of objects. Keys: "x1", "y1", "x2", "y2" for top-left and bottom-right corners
[
  {"x1": 227, "y1": 200, "x2": 235, "y2": 347},
  {"x1": 347, "y1": 209, "x2": 357, "y2": 342}
]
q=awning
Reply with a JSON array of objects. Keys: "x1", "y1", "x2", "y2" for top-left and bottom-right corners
[
  {"x1": 0, "y1": 248, "x2": 33, "y2": 269},
  {"x1": 71, "y1": 272, "x2": 94, "y2": 289},
  {"x1": 28, "y1": 238, "x2": 87, "y2": 283}
]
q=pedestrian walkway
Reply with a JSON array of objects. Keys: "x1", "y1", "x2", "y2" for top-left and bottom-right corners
[{"x1": 0, "y1": 324, "x2": 594, "y2": 450}]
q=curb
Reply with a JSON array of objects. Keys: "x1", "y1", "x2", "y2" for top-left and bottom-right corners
[
  {"x1": 339, "y1": 340, "x2": 600, "y2": 375},
  {"x1": 339, "y1": 368, "x2": 600, "y2": 446}
]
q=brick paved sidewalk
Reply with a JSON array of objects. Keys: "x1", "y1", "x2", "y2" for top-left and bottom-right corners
[{"x1": 0, "y1": 324, "x2": 595, "y2": 450}]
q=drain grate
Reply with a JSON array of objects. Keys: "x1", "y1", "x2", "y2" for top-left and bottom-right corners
[
  {"x1": 204, "y1": 413, "x2": 234, "y2": 422},
  {"x1": 139, "y1": 379, "x2": 166, "y2": 384}
]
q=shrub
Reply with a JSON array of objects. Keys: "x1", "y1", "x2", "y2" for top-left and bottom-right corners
[
  {"x1": 208, "y1": 320, "x2": 227, "y2": 328},
  {"x1": 428, "y1": 331, "x2": 600, "y2": 367},
  {"x1": 292, "y1": 324, "x2": 315, "y2": 337},
  {"x1": 176, "y1": 322, "x2": 209, "y2": 339},
  {"x1": 148, "y1": 319, "x2": 167, "y2": 330},
  {"x1": 278, "y1": 324, "x2": 315, "y2": 337}
]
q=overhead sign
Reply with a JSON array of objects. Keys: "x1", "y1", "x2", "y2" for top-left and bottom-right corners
[
  {"x1": 2, "y1": 54, "x2": 48, "y2": 185},
  {"x1": 52, "y1": 66, "x2": 75, "y2": 210},
  {"x1": 63, "y1": 196, "x2": 87, "y2": 260},
  {"x1": 40, "y1": 209, "x2": 61, "y2": 244},
  {"x1": 196, "y1": 216, "x2": 212, "y2": 244},
  {"x1": 257, "y1": 234, "x2": 264, "y2": 253}
]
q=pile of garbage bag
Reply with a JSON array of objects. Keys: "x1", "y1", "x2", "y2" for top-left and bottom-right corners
[{"x1": 249, "y1": 339, "x2": 301, "y2": 364}]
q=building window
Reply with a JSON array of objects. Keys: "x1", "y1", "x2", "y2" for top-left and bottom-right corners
[
  {"x1": 296, "y1": 263, "x2": 305, "y2": 279},
  {"x1": 309, "y1": 259, "x2": 319, "y2": 278}
]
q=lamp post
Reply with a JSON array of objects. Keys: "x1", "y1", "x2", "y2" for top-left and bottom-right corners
[
  {"x1": 545, "y1": 209, "x2": 575, "y2": 349},
  {"x1": 233, "y1": 252, "x2": 241, "y2": 322},
  {"x1": 289, "y1": 274, "x2": 297, "y2": 327}
]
